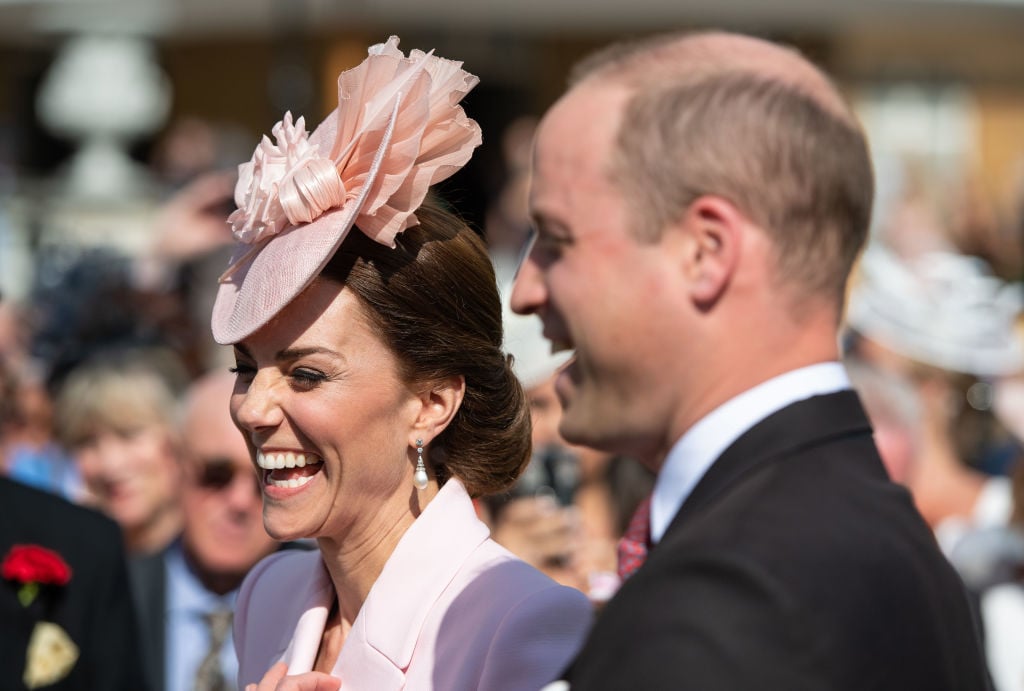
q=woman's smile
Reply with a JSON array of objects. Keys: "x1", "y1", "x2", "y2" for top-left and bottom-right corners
[{"x1": 256, "y1": 450, "x2": 325, "y2": 491}]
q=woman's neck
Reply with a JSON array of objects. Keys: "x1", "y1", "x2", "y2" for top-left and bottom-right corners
[{"x1": 317, "y1": 486, "x2": 436, "y2": 628}]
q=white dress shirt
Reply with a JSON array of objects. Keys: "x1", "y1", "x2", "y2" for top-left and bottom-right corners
[
  {"x1": 165, "y1": 543, "x2": 239, "y2": 691},
  {"x1": 650, "y1": 362, "x2": 852, "y2": 544}
]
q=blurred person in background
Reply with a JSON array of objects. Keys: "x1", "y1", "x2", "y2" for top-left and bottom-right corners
[
  {"x1": 130, "y1": 369, "x2": 278, "y2": 691},
  {"x1": 54, "y1": 348, "x2": 186, "y2": 555},
  {"x1": 147, "y1": 169, "x2": 238, "y2": 374},
  {"x1": 847, "y1": 244, "x2": 1024, "y2": 691},
  {"x1": 1, "y1": 292, "x2": 148, "y2": 691},
  {"x1": 0, "y1": 302, "x2": 79, "y2": 498},
  {"x1": 485, "y1": 115, "x2": 539, "y2": 286},
  {"x1": 512, "y1": 29, "x2": 991, "y2": 689},
  {"x1": 484, "y1": 273, "x2": 653, "y2": 604},
  {"x1": 973, "y1": 461, "x2": 1024, "y2": 691},
  {"x1": 970, "y1": 362, "x2": 1024, "y2": 691},
  {"x1": 0, "y1": 476, "x2": 149, "y2": 690},
  {"x1": 845, "y1": 244, "x2": 1024, "y2": 557},
  {"x1": 0, "y1": 360, "x2": 81, "y2": 500}
]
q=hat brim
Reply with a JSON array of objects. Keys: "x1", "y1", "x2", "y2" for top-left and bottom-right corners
[{"x1": 211, "y1": 202, "x2": 359, "y2": 345}]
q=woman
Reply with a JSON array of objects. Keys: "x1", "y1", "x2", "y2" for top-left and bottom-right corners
[
  {"x1": 54, "y1": 348, "x2": 186, "y2": 554},
  {"x1": 212, "y1": 37, "x2": 592, "y2": 690}
]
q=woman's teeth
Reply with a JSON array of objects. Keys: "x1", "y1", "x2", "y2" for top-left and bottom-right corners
[
  {"x1": 256, "y1": 452, "x2": 323, "y2": 489},
  {"x1": 256, "y1": 451, "x2": 321, "y2": 469},
  {"x1": 270, "y1": 475, "x2": 314, "y2": 489}
]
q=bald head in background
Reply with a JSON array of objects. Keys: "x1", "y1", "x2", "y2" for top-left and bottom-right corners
[
  {"x1": 512, "y1": 30, "x2": 991, "y2": 690},
  {"x1": 179, "y1": 370, "x2": 275, "y2": 595}
]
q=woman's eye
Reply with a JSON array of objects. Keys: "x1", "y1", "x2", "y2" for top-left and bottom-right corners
[
  {"x1": 290, "y1": 368, "x2": 327, "y2": 389},
  {"x1": 229, "y1": 363, "x2": 256, "y2": 381}
]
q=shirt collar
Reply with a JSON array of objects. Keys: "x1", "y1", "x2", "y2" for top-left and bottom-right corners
[
  {"x1": 166, "y1": 541, "x2": 237, "y2": 614},
  {"x1": 650, "y1": 362, "x2": 851, "y2": 544}
]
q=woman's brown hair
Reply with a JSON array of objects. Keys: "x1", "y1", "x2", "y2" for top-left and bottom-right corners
[{"x1": 321, "y1": 200, "x2": 531, "y2": 497}]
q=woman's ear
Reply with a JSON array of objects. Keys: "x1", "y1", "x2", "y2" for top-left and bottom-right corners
[
  {"x1": 411, "y1": 375, "x2": 466, "y2": 444},
  {"x1": 671, "y1": 195, "x2": 743, "y2": 309}
]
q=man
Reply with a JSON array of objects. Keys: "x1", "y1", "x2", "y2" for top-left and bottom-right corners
[
  {"x1": 0, "y1": 477, "x2": 148, "y2": 690},
  {"x1": 131, "y1": 370, "x2": 278, "y2": 691},
  {"x1": 1, "y1": 297, "x2": 147, "y2": 690},
  {"x1": 512, "y1": 31, "x2": 991, "y2": 689}
]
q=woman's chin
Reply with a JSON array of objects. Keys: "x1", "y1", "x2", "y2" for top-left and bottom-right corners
[{"x1": 263, "y1": 518, "x2": 316, "y2": 543}]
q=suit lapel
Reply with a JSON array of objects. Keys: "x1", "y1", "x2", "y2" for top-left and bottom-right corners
[
  {"x1": 662, "y1": 390, "x2": 874, "y2": 538},
  {"x1": 128, "y1": 548, "x2": 168, "y2": 691}
]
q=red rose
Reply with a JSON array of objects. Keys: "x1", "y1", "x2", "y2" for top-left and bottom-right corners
[{"x1": 2, "y1": 545, "x2": 72, "y2": 587}]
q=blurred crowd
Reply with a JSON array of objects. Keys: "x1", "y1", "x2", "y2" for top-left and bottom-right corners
[{"x1": 2, "y1": 98, "x2": 1024, "y2": 689}]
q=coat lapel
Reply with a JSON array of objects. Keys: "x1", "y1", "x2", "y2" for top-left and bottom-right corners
[
  {"x1": 275, "y1": 480, "x2": 488, "y2": 691},
  {"x1": 663, "y1": 390, "x2": 875, "y2": 537},
  {"x1": 334, "y1": 479, "x2": 489, "y2": 690},
  {"x1": 277, "y1": 559, "x2": 335, "y2": 674},
  {"x1": 127, "y1": 548, "x2": 168, "y2": 691}
]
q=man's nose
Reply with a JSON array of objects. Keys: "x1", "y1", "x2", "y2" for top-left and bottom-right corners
[{"x1": 510, "y1": 255, "x2": 544, "y2": 316}]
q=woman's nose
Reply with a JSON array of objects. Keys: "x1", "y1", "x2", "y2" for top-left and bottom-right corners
[{"x1": 231, "y1": 371, "x2": 284, "y2": 433}]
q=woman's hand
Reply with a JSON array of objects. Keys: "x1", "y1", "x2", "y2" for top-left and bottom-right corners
[{"x1": 245, "y1": 662, "x2": 341, "y2": 691}]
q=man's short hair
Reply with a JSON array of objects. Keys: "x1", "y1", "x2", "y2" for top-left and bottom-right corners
[{"x1": 571, "y1": 32, "x2": 874, "y2": 304}]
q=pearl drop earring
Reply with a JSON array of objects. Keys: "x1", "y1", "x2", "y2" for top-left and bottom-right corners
[{"x1": 414, "y1": 438, "x2": 428, "y2": 490}]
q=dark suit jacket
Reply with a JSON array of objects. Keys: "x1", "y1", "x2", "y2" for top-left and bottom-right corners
[
  {"x1": 129, "y1": 548, "x2": 168, "y2": 691},
  {"x1": 568, "y1": 391, "x2": 992, "y2": 690},
  {"x1": 0, "y1": 478, "x2": 148, "y2": 691}
]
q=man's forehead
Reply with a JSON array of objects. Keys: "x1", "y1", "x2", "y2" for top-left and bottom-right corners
[
  {"x1": 532, "y1": 82, "x2": 628, "y2": 186},
  {"x1": 538, "y1": 83, "x2": 628, "y2": 145}
]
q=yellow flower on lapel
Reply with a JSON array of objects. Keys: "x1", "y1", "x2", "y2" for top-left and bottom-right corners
[{"x1": 23, "y1": 621, "x2": 79, "y2": 689}]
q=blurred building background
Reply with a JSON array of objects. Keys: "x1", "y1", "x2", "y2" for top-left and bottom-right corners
[{"x1": 1, "y1": 0, "x2": 1023, "y2": 377}]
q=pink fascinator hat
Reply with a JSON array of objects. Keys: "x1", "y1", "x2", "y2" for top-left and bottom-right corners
[{"x1": 211, "y1": 36, "x2": 482, "y2": 344}]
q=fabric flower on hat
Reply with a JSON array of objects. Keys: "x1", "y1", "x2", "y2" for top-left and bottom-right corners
[
  {"x1": 2, "y1": 545, "x2": 79, "y2": 689},
  {"x1": 230, "y1": 112, "x2": 347, "y2": 244},
  {"x1": 212, "y1": 35, "x2": 482, "y2": 345}
]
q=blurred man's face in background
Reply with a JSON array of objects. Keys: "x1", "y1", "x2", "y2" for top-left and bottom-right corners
[{"x1": 181, "y1": 374, "x2": 275, "y2": 586}]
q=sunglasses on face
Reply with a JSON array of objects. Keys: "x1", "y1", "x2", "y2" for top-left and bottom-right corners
[{"x1": 193, "y1": 458, "x2": 262, "y2": 496}]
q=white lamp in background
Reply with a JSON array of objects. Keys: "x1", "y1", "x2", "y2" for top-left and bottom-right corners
[{"x1": 36, "y1": 34, "x2": 171, "y2": 200}]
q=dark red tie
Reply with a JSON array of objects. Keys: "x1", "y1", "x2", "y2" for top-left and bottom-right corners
[{"x1": 617, "y1": 494, "x2": 652, "y2": 581}]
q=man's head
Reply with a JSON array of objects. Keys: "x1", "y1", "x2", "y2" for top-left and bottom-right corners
[
  {"x1": 180, "y1": 369, "x2": 275, "y2": 595},
  {"x1": 569, "y1": 30, "x2": 873, "y2": 303},
  {"x1": 512, "y1": 31, "x2": 874, "y2": 464}
]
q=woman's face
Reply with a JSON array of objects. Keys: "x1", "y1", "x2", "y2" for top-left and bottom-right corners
[
  {"x1": 229, "y1": 278, "x2": 424, "y2": 544},
  {"x1": 74, "y1": 421, "x2": 182, "y2": 533}
]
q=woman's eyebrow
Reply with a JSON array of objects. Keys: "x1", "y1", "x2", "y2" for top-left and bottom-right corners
[{"x1": 275, "y1": 346, "x2": 342, "y2": 362}]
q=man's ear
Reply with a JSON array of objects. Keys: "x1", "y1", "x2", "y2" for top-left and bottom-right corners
[
  {"x1": 671, "y1": 195, "x2": 743, "y2": 309},
  {"x1": 411, "y1": 375, "x2": 466, "y2": 445}
]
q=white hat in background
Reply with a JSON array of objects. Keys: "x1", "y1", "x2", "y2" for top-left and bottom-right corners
[
  {"x1": 496, "y1": 263, "x2": 571, "y2": 391},
  {"x1": 846, "y1": 243, "x2": 1024, "y2": 378}
]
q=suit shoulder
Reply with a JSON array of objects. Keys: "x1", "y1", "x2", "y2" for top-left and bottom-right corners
[{"x1": 0, "y1": 478, "x2": 121, "y2": 547}]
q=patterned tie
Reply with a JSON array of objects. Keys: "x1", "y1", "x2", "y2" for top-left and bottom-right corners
[
  {"x1": 194, "y1": 609, "x2": 233, "y2": 691},
  {"x1": 617, "y1": 494, "x2": 652, "y2": 581}
]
